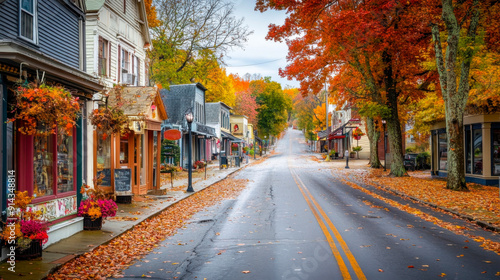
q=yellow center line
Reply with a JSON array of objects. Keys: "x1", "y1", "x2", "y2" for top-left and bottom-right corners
[
  {"x1": 290, "y1": 169, "x2": 352, "y2": 279},
  {"x1": 287, "y1": 132, "x2": 366, "y2": 280}
]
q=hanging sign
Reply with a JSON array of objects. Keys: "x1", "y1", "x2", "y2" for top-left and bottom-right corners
[{"x1": 164, "y1": 129, "x2": 182, "y2": 140}]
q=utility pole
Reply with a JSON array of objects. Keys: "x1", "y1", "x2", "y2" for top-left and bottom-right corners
[{"x1": 325, "y1": 83, "x2": 330, "y2": 162}]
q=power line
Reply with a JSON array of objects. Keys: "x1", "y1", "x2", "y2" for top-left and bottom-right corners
[{"x1": 226, "y1": 57, "x2": 284, "y2": 67}]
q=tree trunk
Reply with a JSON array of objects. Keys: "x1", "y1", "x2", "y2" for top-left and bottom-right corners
[
  {"x1": 430, "y1": 0, "x2": 479, "y2": 190},
  {"x1": 366, "y1": 117, "x2": 381, "y2": 168},
  {"x1": 382, "y1": 51, "x2": 406, "y2": 176},
  {"x1": 445, "y1": 112, "x2": 467, "y2": 190}
]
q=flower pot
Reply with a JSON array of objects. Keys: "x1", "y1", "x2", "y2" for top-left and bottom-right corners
[
  {"x1": 83, "y1": 216, "x2": 103, "y2": 230},
  {"x1": 16, "y1": 239, "x2": 43, "y2": 260}
]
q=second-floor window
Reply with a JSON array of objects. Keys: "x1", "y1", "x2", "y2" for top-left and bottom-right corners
[
  {"x1": 98, "y1": 37, "x2": 109, "y2": 77},
  {"x1": 20, "y1": 0, "x2": 37, "y2": 42},
  {"x1": 121, "y1": 49, "x2": 140, "y2": 86}
]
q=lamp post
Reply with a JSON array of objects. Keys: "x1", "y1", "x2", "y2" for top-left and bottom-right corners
[
  {"x1": 382, "y1": 120, "x2": 387, "y2": 172},
  {"x1": 345, "y1": 150, "x2": 350, "y2": 169},
  {"x1": 185, "y1": 108, "x2": 194, "y2": 192},
  {"x1": 325, "y1": 83, "x2": 330, "y2": 162},
  {"x1": 254, "y1": 129, "x2": 257, "y2": 160}
]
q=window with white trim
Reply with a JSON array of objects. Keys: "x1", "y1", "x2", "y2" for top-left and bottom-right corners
[{"x1": 20, "y1": 0, "x2": 37, "y2": 42}]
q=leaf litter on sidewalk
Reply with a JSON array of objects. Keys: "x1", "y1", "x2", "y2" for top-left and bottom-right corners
[{"x1": 47, "y1": 178, "x2": 248, "y2": 280}]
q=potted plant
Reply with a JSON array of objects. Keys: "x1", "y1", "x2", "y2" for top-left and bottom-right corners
[
  {"x1": 193, "y1": 160, "x2": 206, "y2": 170},
  {"x1": 352, "y1": 146, "x2": 362, "y2": 159},
  {"x1": 1, "y1": 191, "x2": 49, "y2": 260},
  {"x1": 78, "y1": 175, "x2": 117, "y2": 230},
  {"x1": 231, "y1": 143, "x2": 238, "y2": 151}
]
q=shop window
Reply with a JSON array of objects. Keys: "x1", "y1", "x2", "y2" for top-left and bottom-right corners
[
  {"x1": 20, "y1": 0, "x2": 37, "y2": 42},
  {"x1": 33, "y1": 128, "x2": 75, "y2": 199},
  {"x1": 57, "y1": 133, "x2": 73, "y2": 193},
  {"x1": 34, "y1": 134, "x2": 54, "y2": 198},
  {"x1": 140, "y1": 134, "x2": 145, "y2": 185},
  {"x1": 120, "y1": 134, "x2": 129, "y2": 164},
  {"x1": 465, "y1": 127, "x2": 471, "y2": 174},
  {"x1": 438, "y1": 132, "x2": 447, "y2": 170},
  {"x1": 493, "y1": 128, "x2": 500, "y2": 176},
  {"x1": 473, "y1": 128, "x2": 482, "y2": 175},
  {"x1": 96, "y1": 131, "x2": 111, "y2": 185}
]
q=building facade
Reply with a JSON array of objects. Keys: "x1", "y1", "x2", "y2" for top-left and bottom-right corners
[
  {"x1": 0, "y1": 0, "x2": 103, "y2": 249},
  {"x1": 430, "y1": 113, "x2": 500, "y2": 186}
]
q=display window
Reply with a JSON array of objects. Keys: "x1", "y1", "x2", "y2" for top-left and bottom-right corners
[
  {"x1": 472, "y1": 128, "x2": 483, "y2": 175},
  {"x1": 31, "y1": 127, "x2": 76, "y2": 200},
  {"x1": 438, "y1": 132, "x2": 447, "y2": 170},
  {"x1": 492, "y1": 128, "x2": 500, "y2": 176}
]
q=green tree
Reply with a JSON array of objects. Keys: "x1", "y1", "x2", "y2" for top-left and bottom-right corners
[{"x1": 253, "y1": 78, "x2": 292, "y2": 138}]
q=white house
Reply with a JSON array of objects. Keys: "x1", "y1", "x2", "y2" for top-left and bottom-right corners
[{"x1": 83, "y1": 0, "x2": 152, "y2": 186}]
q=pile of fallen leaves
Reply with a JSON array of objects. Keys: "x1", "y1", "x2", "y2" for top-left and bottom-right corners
[
  {"x1": 362, "y1": 170, "x2": 500, "y2": 227},
  {"x1": 47, "y1": 179, "x2": 248, "y2": 279},
  {"x1": 333, "y1": 168, "x2": 500, "y2": 255}
]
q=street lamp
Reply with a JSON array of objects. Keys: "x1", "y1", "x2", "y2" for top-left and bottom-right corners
[
  {"x1": 254, "y1": 129, "x2": 257, "y2": 160},
  {"x1": 382, "y1": 120, "x2": 387, "y2": 172},
  {"x1": 185, "y1": 108, "x2": 194, "y2": 192}
]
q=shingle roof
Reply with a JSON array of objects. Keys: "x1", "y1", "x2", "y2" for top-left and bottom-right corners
[{"x1": 107, "y1": 86, "x2": 167, "y2": 120}]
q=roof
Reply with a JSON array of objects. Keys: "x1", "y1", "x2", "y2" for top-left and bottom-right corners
[
  {"x1": 84, "y1": 0, "x2": 105, "y2": 12},
  {"x1": 107, "y1": 86, "x2": 167, "y2": 120}
]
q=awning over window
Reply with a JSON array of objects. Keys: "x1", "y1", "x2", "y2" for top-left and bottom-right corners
[{"x1": 221, "y1": 131, "x2": 245, "y2": 142}]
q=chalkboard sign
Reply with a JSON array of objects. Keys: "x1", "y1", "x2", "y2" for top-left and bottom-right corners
[
  {"x1": 96, "y1": 169, "x2": 111, "y2": 186},
  {"x1": 114, "y1": 169, "x2": 132, "y2": 194}
]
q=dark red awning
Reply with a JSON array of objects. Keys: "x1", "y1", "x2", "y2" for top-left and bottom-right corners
[{"x1": 328, "y1": 135, "x2": 345, "y2": 140}]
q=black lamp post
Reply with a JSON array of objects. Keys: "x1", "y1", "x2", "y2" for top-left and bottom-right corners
[
  {"x1": 254, "y1": 129, "x2": 257, "y2": 160},
  {"x1": 382, "y1": 120, "x2": 387, "y2": 172},
  {"x1": 185, "y1": 108, "x2": 194, "y2": 192}
]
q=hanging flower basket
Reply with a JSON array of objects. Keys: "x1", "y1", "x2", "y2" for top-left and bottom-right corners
[
  {"x1": 9, "y1": 83, "x2": 80, "y2": 136},
  {"x1": 352, "y1": 127, "x2": 364, "y2": 140},
  {"x1": 89, "y1": 85, "x2": 130, "y2": 139}
]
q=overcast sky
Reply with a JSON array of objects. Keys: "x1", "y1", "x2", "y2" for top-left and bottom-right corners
[{"x1": 224, "y1": 1, "x2": 300, "y2": 89}]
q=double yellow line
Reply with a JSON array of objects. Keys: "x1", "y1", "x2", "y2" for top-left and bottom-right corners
[{"x1": 289, "y1": 169, "x2": 366, "y2": 279}]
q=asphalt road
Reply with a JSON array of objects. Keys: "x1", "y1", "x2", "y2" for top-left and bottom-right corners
[{"x1": 119, "y1": 128, "x2": 500, "y2": 280}]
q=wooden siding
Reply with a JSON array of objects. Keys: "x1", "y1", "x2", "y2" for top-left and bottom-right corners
[
  {"x1": 38, "y1": 0, "x2": 81, "y2": 69},
  {"x1": 85, "y1": 1, "x2": 148, "y2": 88},
  {"x1": 0, "y1": 1, "x2": 18, "y2": 39},
  {"x1": 0, "y1": 0, "x2": 82, "y2": 69}
]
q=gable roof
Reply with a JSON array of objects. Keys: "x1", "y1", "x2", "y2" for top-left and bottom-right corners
[{"x1": 107, "y1": 86, "x2": 167, "y2": 120}]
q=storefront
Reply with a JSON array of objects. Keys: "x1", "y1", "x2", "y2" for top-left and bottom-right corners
[
  {"x1": 1, "y1": 63, "x2": 102, "y2": 246},
  {"x1": 94, "y1": 87, "x2": 167, "y2": 199},
  {"x1": 430, "y1": 113, "x2": 500, "y2": 185}
]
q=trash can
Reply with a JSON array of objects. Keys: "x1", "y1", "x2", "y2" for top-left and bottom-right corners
[
  {"x1": 235, "y1": 156, "x2": 240, "y2": 167},
  {"x1": 220, "y1": 156, "x2": 228, "y2": 168}
]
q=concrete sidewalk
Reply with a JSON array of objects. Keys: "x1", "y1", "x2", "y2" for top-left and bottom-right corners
[{"x1": 0, "y1": 157, "x2": 256, "y2": 280}]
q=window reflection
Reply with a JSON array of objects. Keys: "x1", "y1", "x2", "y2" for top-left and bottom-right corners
[{"x1": 34, "y1": 134, "x2": 54, "y2": 198}]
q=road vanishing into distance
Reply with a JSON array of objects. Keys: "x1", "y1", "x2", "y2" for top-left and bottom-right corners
[{"x1": 118, "y1": 128, "x2": 500, "y2": 280}]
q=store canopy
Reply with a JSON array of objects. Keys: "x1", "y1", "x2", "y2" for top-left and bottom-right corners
[
  {"x1": 221, "y1": 131, "x2": 245, "y2": 142},
  {"x1": 317, "y1": 127, "x2": 331, "y2": 140}
]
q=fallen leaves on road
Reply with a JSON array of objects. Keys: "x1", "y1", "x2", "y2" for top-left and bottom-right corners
[
  {"x1": 341, "y1": 178, "x2": 500, "y2": 255},
  {"x1": 47, "y1": 179, "x2": 248, "y2": 279}
]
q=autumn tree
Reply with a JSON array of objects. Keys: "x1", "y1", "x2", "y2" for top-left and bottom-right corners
[
  {"x1": 256, "y1": 0, "x2": 433, "y2": 175},
  {"x1": 149, "y1": 0, "x2": 252, "y2": 85},
  {"x1": 429, "y1": 0, "x2": 494, "y2": 190},
  {"x1": 253, "y1": 78, "x2": 292, "y2": 138}
]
